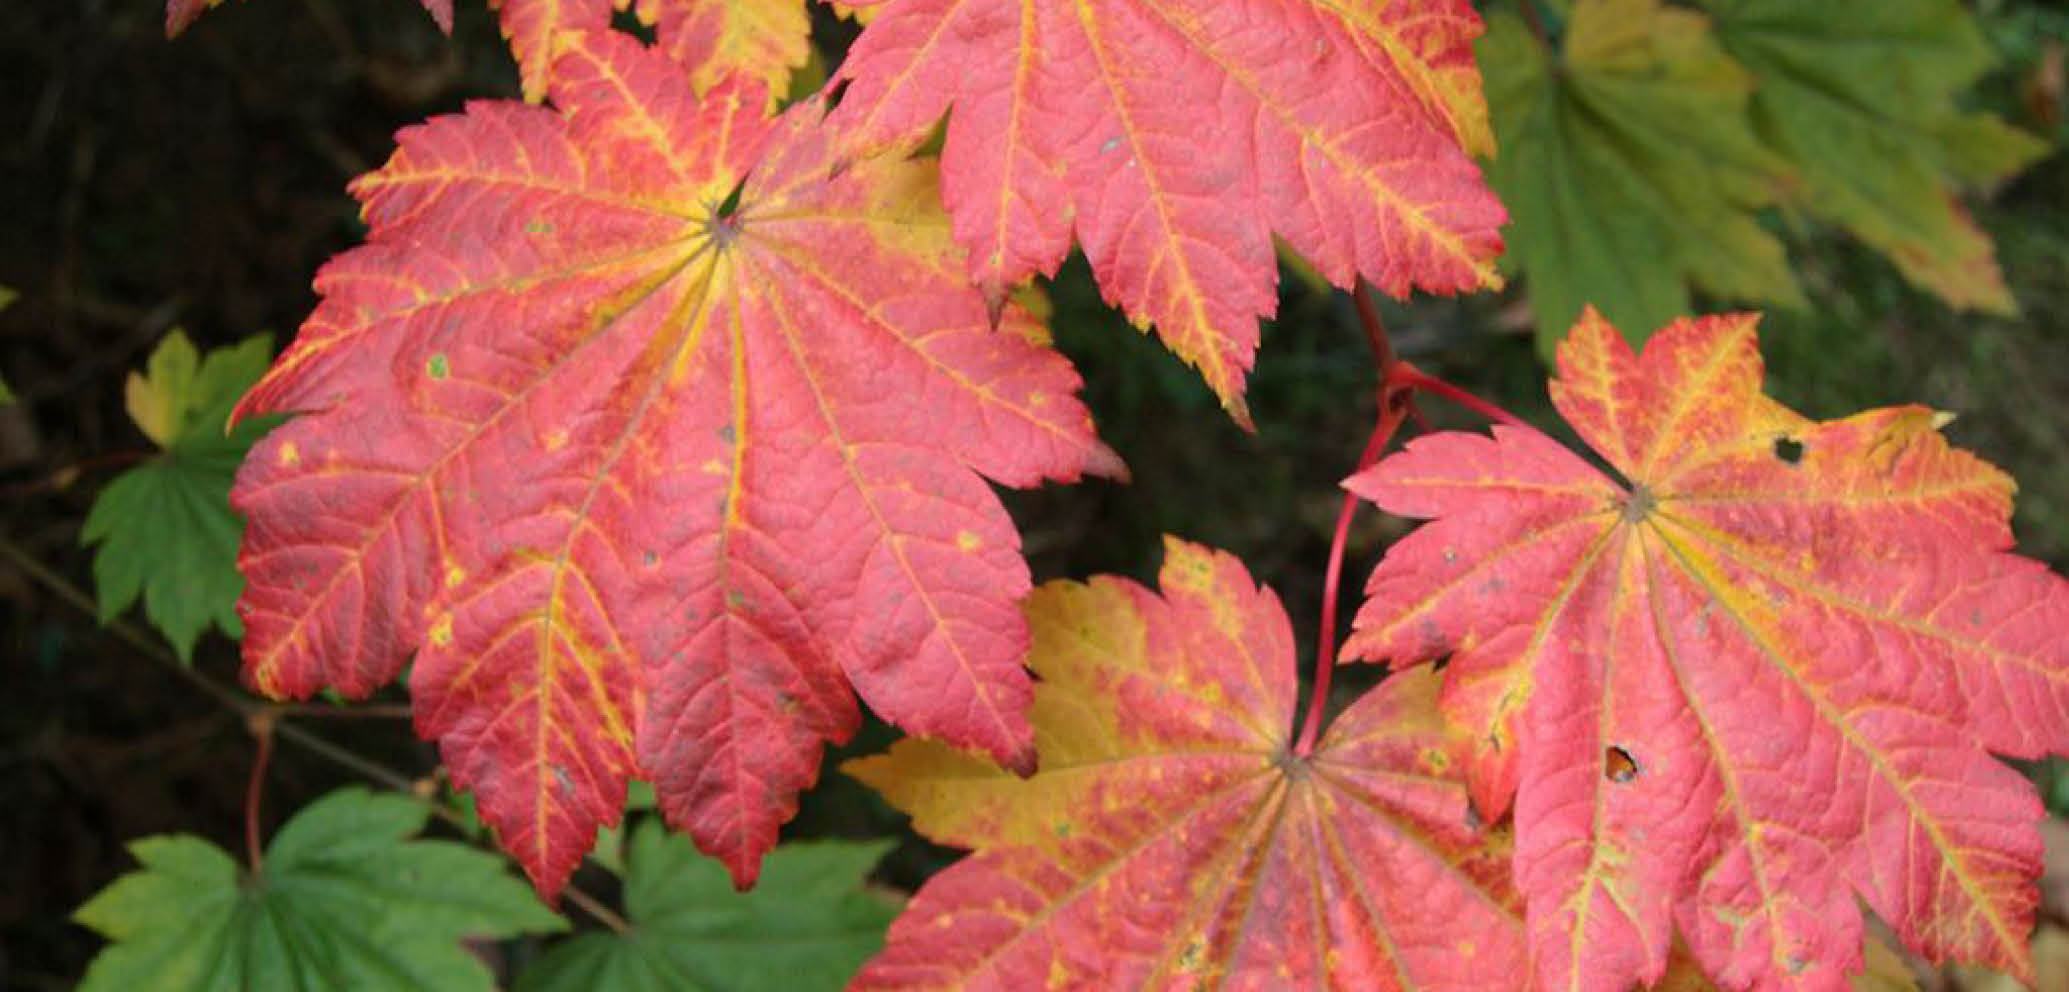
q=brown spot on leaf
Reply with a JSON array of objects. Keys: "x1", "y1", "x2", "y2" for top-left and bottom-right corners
[{"x1": 1604, "y1": 745, "x2": 1639, "y2": 783}]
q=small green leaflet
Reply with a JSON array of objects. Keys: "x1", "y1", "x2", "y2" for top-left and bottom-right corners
[
  {"x1": 518, "y1": 822, "x2": 898, "y2": 992},
  {"x1": 1694, "y1": 0, "x2": 2049, "y2": 314},
  {"x1": 81, "y1": 329, "x2": 278, "y2": 660},
  {"x1": 73, "y1": 787, "x2": 564, "y2": 991},
  {"x1": 1483, "y1": 0, "x2": 1801, "y2": 352}
]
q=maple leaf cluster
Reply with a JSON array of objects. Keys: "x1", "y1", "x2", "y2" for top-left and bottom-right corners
[
  {"x1": 217, "y1": 0, "x2": 1503, "y2": 901},
  {"x1": 850, "y1": 314, "x2": 2069, "y2": 990},
  {"x1": 169, "y1": 0, "x2": 2069, "y2": 987}
]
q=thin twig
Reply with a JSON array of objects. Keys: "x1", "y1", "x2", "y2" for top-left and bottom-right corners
[
  {"x1": 1296, "y1": 290, "x2": 1540, "y2": 753},
  {"x1": 1518, "y1": 0, "x2": 1552, "y2": 45},
  {"x1": 269, "y1": 701, "x2": 415, "y2": 720},
  {"x1": 0, "y1": 450, "x2": 154, "y2": 500},
  {"x1": 2, "y1": 534, "x2": 435, "y2": 788},
  {"x1": 1292, "y1": 394, "x2": 1408, "y2": 757},
  {"x1": 280, "y1": 721, "x2": 424, "y2": 796},
  {"x1": 1295, "y1": 287, "x2": 1414, "y2": 755},
  {"x1": 562, "y1": 884, "x2": 632, "y2": 934},
  {"x1": 0, "y1": 532, "x2": 610, "y2": 913},
  {"x1": 0, "y1": 536, "x2": 250, "y2": 714},
  {"x1": 1352, "y1": 280, "x2": 1397, "y2": 375},
  {"x1": 1392, "y1": 365, "x2": 1529, "y2": 427},
  {"x1": 245, "y1": 710, "x2": 277, "y2": 873}
]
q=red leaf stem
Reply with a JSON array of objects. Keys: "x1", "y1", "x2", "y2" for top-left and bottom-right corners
[
  {"x1": 244, "y1": 709, "x2": 276, "y2": 874},
  {"x1": 1393, "y1": 364, "x2": 1527, "y2": 426},
  {"x1": 1292, "y1": 394, "x2": 1407, "y2": 756},
  {"x1": 1296, "y1": 292, "x2": 1531, "y2": 754}
]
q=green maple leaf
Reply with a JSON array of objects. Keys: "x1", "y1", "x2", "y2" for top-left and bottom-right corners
[
  {"x1": 517, "y1": 823, "x2": 898, "y2": 992},
  {"x1": 73, "y1": 787, "x2": 564, "y2": 991},
  {"x1": 1695, "y1": 0, "x2": 2049, "y2": 315},
  {"x1": 80, "y1": 329, "x2": 278, "y2": 660},
  {"x1": 1484, "y1": 0, "x2": 1803, "y2": 352}
]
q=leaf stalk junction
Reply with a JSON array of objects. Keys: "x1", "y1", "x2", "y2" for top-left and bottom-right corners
[{"x1": 1291, "y1": 283, "x2": 1524, "y2": 757}]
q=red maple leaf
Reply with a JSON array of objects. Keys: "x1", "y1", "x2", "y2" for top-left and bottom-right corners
[
  {"x1": 1344, "y1": 309, "x2": 2069, "y2": 988},
  {"x1": 490, "y1": 0, "x2": 814, "y2": 102},
  {"x1": 827, "y1": 0, "x2": 1507, "y2": 423},
  {"x1": 229, "y1": 29, "x2": 1117, "y2": 897},
  {"x1": 166, "y1": 0, "x2": 453, "y2": 37},
  {"x1": 848, "y1": 538, "x2": 1526, "y2": 988}
]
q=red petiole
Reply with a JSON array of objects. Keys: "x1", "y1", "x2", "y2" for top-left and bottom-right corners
[
  {"x1": 1292, "y1": 286, "x2": 1527, "y2": 756},
  {"x1": 245, "y1": 709, "x2": 277, "y2": 874}
]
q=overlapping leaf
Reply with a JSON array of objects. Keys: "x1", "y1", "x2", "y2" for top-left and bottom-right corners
[
  {"x1": 83, "y1": 330, "x2": 278, "y2": 661},
  {"x1": 74, "y1": 787, "x2": 562, "y2": 991},
  {"x1": 230, "y1": 29, "x2": 1115, "y2": 898},
  {"x1": 518, "y1": 825, "x2": 897, "y2": 990},
  {"x1": 848, "y1": 538, "x2": 1524, "y2": 988},
  {"x1": 1344, "y1": 309, "x2": 2069, "y2": 989},
  {"x1": 828, "y1": 0, "x2": 1507, "y2": 422},
  {"x1": 1695, "y1": 0, "x2": 2049, "y2": 314},
  {"x1": 1482, "y1": 0, "x2": 1800, "y2": 351},
  {"x1": 166, "y1": 0, "x2": 453, "y2": 37},
  {"x1": 492, "y1": 0, "x2": 815, "y2": 102}
]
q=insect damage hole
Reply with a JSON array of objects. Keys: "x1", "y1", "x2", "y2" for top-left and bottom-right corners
[
  {"x1": 1773, "y1": 436, "x2": 1805, "y2": 465},
  {"x1": 1604, "y1": 745, "x2": 1639, "y2": 783}
]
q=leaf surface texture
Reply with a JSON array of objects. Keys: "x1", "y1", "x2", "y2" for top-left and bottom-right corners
[
  {"x1": 829, "y1": 0, "x2": 1507, "y2": 421},
  {"x1": 1345, "y1": 308, "x2": 2069, "y2": 989},
  {"x1": 230, "y1": 29, "x2": 1113, "y2": 897},
  {"x1": 491, "y1": 0, "x2": 814, "y2": 102},
  {"x1": 850, "y1": 538, "x2": 1525, "y2": 989}
]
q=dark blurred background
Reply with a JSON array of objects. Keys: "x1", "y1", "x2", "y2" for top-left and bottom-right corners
[{"x1": 2, "y1": 0, "x2": 2065, "y2": 987}]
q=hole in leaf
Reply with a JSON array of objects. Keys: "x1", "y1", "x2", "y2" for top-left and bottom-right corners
[
  {"x1": 1773, "y1": 436, "x2": 1804, "y2": 464},
  {"x1": 608, "y1": 7, "x2": 657, "y2": 43},
  {"x1": 1604, "y1": 745, "x2": 1639, "y2": 783},
  {"x1": 706, "y1": 179, "x2": 750, "y2": 249},
  {"x1": 822, "y1": 77, "x2": 852, "y2": 111},
  {"x1": 715, "y1": 178, "x2": 747, "y2": 221}
]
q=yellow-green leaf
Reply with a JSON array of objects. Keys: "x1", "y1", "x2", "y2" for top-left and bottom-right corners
[
  {"x1": 1696, "y1": 0, "x2": 2050, "y2": 314},
  {"x1": 1483, "y1": 0, "x2": 1802, "y2": 352}
]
